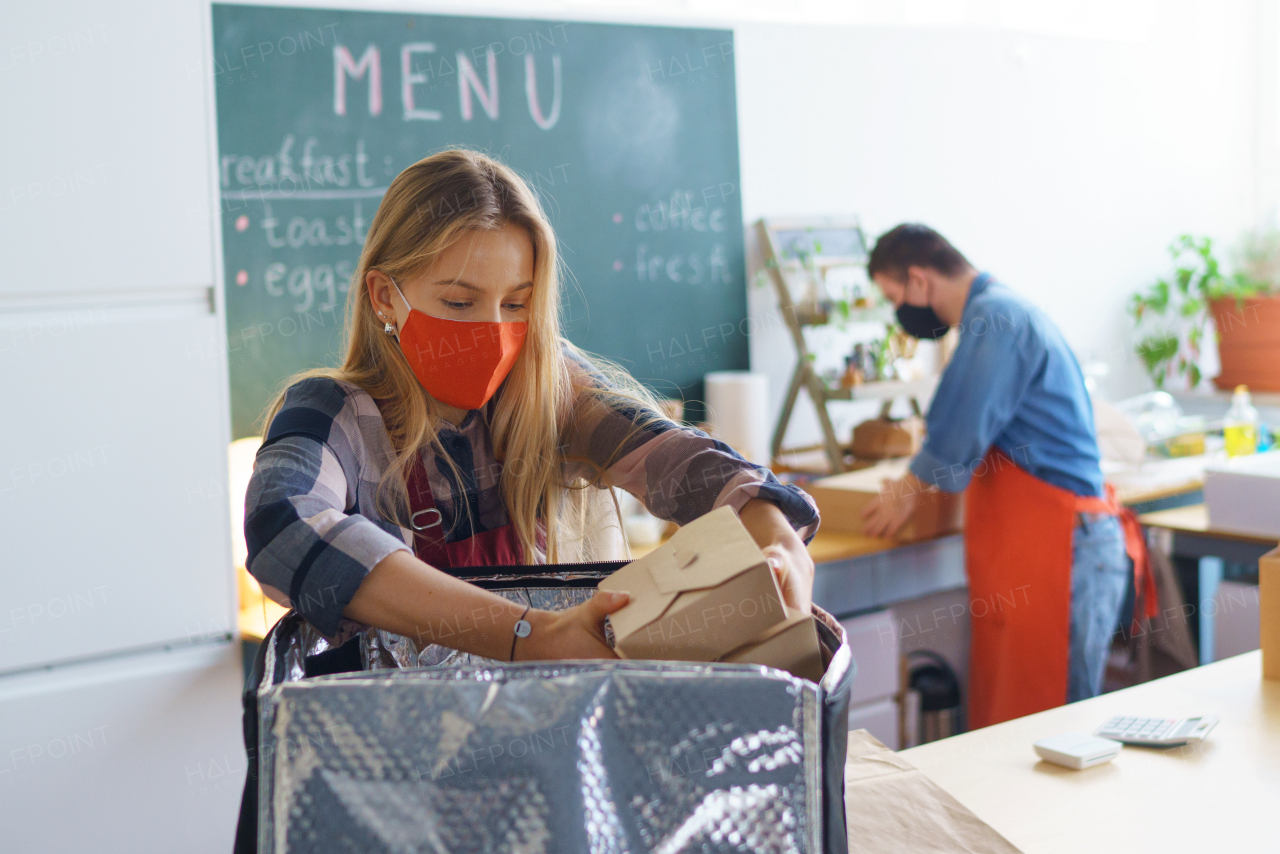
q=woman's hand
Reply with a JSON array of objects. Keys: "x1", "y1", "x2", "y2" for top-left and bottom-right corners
[
  {"x1": 762, "y1": 543, "x2": 814, "y2": 616},
  {"x1": 513, "y1": 589, "x2": 630, "y2": 661},
  {"x1": 739, "y1": 499, "x2": 815, "y2": 615},
  {"x1": 347, "y1": 552, "x2": 628, "y2": 662}
]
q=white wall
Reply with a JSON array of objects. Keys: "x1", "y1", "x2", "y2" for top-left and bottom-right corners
[{"x1": 736, "y1": 2, "x2": 1260, "y2": 446}]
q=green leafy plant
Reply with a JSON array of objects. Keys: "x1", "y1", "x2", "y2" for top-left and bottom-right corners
[{"x1": 1128, "y1": 235, "x2": 1266, "y2": 388}]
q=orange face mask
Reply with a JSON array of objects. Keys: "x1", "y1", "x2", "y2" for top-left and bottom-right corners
[{"x1": 390, "y1": 277, "x2": 528, "y2": 410}]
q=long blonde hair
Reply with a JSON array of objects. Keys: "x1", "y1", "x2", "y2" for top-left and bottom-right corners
[{"x1": 262, "y1": 149, "x2": 660, "y2": 563}]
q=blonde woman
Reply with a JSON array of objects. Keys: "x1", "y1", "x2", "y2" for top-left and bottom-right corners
[{"x1": 244, "y1": 149, "x2": 819, "y2": 662}]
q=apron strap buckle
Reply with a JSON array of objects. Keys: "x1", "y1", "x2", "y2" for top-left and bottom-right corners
[{"x1": 411, "y1": 507, "x2": 442, "y2": 531}]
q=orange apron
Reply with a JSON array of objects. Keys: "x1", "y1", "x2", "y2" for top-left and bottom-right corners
[{"x1": 965, "y1": 450, "x2": 1155, "y2": 729}]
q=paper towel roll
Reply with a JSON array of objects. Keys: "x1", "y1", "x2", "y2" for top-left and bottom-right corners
[{"x1": 704, "y1": 371, "x2": 770, "y2": 465}]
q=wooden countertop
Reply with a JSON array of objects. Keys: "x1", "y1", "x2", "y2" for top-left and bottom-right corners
[
  {"x1": 1138, "y1": 503, "x2": 1280, "y2": 544},
  {"x1": 635, "y1": 529, "x2": 907, "y2": 564},
  {"x1": 1137, "y1": 502, "x2": 1213, "y2": 533},
  {"x1": 806, "y1": 531, "x2": 900, "y2": 562},
  {"x1": 899, "y1": 651, "x2": 1279, "y2": 852}
]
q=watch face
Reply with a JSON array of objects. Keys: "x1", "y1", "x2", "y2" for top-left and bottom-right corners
[{"x1": 514, "y1": 619, "x2": 533, "y2": 638}]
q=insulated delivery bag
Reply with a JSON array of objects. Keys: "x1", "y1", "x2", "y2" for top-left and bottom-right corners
[{"x1": 234, "y1": 562, "x2": 855, "y2": 854}]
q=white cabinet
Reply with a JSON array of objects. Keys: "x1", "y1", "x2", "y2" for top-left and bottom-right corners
[
  {"x1": 840, "y1": 610, "x2": 900, "y2": 707},
  {"x1": 0, "y1": 0, "x2": 241, "y2": 847},
  {"x1": 840, "y1": 610, "x2": 901, "y2": 747},
  {"x1": 0, "y1": 307, "x2": 235, "y2": 673},
  {"x1": 0, "y1": 643, "x2": 244, "y2": 853},
  {"x1": 0, "y1": 0, "x2": 215, "y2": 296},
  {"x1": 847, "y1": 698, "x2": 900, "y2": 751}
]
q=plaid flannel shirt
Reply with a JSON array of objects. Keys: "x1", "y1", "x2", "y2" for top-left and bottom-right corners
[{"x1": 244, "y1": 349, "x2": 819, "y2": 635}]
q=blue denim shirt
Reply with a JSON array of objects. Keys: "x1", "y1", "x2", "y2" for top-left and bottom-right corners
[{"x1": 909, "y1": 273, "x2": 1104, "y2": 497}]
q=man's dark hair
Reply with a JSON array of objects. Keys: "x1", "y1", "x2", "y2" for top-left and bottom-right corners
[{"x1": 866, "y1": 224, "x2": 971, "y2": 282}]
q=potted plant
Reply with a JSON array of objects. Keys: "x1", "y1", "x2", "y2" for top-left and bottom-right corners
[
  {"x1": 1213, "y1": 231, "x2": 1280, "y2": 391},
  {"x1": 1128, "y1": 235, "x2": 1276, "y2": 390}
]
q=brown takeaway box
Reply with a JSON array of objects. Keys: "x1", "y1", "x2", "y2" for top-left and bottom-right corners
[
  {"x1": 851, "y1": 415, "x2": 925, "y2": 460},
  {"x1": 1262, "y1": 546, "x2": 1280, "y2": 680},
  {"x1": 802, "y1": 459, "x2": 964, "y2": 542},
  {"x1": 720, "y1": 608, "x2": 826, "y2": 683},
  {"x1": 600, "y1": 506, "x2": 790, "y2": 662}
]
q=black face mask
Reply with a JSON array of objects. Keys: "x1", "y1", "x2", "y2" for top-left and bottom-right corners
[{"x1": 896, "y1": 303, "x2": 950, "y2": 339}]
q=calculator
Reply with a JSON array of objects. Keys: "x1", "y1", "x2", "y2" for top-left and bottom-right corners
[{"x1": 1094, "y1": 715, "x2": 1219, "y2": 747}]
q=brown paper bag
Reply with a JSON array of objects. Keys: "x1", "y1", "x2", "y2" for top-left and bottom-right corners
[{"x1": 844, "y1": 730, "x2": 1022, "y2": 853}]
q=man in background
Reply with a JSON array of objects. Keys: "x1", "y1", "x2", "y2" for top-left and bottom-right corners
[{"x1": 861, "y1": 223, "x2": 1149, "y2": 727}]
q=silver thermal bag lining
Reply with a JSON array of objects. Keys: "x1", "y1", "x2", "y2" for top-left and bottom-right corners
[
  {"x1": 246, "y1": 570, "x2": 854, "y2": 854},
  {"x1": 261, "y1": 662, "x2": 821, "y2": 854}
]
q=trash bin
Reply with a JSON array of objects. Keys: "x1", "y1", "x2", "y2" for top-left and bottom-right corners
[{"x1": 906, "y1": 651, "x2": 962, "y2": 744}]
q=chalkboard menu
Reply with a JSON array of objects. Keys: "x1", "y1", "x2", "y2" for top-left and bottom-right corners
[{"x1": 212, "y1": 4, "x2": 746, "y2": 438}]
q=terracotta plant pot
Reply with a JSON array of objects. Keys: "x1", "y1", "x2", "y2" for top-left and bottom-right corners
[{"x1": 1211, "y1": 295, "x2": 1280, "y2": 391}]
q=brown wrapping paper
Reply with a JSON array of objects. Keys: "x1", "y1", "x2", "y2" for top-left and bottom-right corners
[{"x1": 844, "y1": 730, "x2": 1022, "y2": 853}]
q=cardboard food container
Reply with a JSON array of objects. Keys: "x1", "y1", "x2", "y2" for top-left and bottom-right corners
[
  {"x1": 1262, "y1": 546, "x2": 1280, "y2": 680},
  {"x1": 599, "y1": 506, "x2": 788, "y2": 662},
  {"x1": 802, "y1": 459, "x2": 963, "y2": 541},
  {"x1": 720, "y1": 608, "x2": 825, "y2": 683},
  {"x1": 851, "y1": 415, "x2": 924, "y2": 460}
]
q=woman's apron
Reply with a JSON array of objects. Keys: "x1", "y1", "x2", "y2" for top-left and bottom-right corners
[
  {"x1": 964, "y1": 449, "x2": 1155, "y2": 729},
  {"x1": 405, "y1": 452, "x2": 524, "y2": 567}
]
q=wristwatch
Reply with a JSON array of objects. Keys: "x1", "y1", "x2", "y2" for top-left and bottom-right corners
[{"x1": 510, "y1": 606, "x2": 532, "y2": 661}]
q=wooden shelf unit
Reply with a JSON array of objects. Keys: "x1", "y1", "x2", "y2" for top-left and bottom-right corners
[{"x1": 757, "y1": 217, "x2": 928, "y2": 473}]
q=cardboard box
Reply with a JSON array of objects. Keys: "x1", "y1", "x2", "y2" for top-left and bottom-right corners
[
  {"x1": 1262, "y1": 546, "x2": 1280, "y2": 680},
  {"x1": 851, "y1": 416, "x2": 924, "y2": 460},
  {"x1": 1204, "y1": 452, "x2": 1280, "y2": 539},
  {"x1": 803, "y1": 459, "x2": 963, "y2": 541},
  {"x1": 720, "y1": 609, "x2": 825, "y2": 683},
  {"x1": 599, "y1": 506, "x2": 787, "y2": 661}
]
